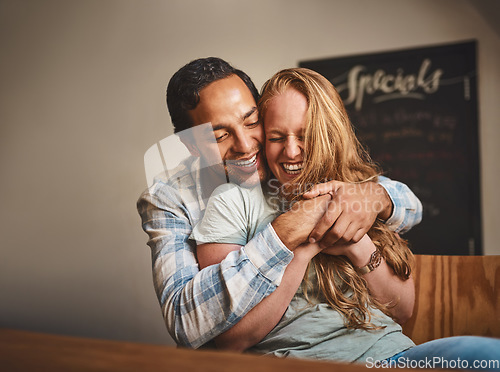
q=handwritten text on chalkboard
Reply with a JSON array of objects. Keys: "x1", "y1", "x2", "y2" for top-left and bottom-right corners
[{"x1": 340, "y1": 59, "x2": 443, "y2": 110}]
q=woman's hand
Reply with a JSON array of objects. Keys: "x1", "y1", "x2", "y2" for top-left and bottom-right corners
[
  {"x1": 293, "y1": 241, "x2": 324, "y2": 262},
  {"x1": 320, "y1": 234, "x2": 376, "y2": 268}
]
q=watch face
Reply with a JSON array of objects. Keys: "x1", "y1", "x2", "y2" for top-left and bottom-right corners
[{"x1": 370, "y1": 249, "x2": 382, "y2": 270}]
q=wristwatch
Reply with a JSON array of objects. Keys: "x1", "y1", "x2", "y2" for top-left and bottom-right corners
[{"x1": 357, "y1": 249, "x2": 382, "y2": 275}]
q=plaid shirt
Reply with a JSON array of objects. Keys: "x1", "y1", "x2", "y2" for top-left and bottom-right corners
[{"x1": 137, "y1": 157, "x2": 422, "y2": 348}]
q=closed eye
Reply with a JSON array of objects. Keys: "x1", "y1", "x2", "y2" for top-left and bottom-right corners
[
  {"x1": 267, "y1": 137, "x2": 285, "y2": 143},
  {"x1": 215, "y1": 132, "x2": 228, "y2": 142},
  {"x1": 245, "y1": 121, "x2": 260, "y2": 129}
]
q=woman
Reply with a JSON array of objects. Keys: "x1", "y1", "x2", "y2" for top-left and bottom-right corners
[{"x1": 190, "y1": 68, "x2": 500, "y2": 367}]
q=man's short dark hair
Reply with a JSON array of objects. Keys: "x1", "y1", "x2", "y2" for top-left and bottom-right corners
[{"x1": 166, "y1": 57, "x2": 259, "y2": 134}]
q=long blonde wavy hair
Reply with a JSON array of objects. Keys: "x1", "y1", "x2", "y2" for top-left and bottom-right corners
[{"x1": 259, "y1": 68, "x2": 414, "y2": 330}]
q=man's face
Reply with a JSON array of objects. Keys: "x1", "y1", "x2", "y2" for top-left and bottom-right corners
[{"x1": 188, "y1": 74, "x2": 266, "y2": 186}]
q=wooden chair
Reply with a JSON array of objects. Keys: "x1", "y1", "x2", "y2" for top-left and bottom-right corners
[{"x1": 402, "y1": 255, "x2": 500, "y2": 345}]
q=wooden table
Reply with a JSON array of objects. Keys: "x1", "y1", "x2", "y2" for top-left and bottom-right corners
[{"x1": 0, "y1": 328, "x2": 381, "y2": 372}]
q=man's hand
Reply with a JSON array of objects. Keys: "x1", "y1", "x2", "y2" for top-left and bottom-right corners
[
  {"x1": 271, "y1": 194, "x2": 331, "y2": 250},
  {"x1": 303, "y1": 180, "x2": 392, "y2": 246}
]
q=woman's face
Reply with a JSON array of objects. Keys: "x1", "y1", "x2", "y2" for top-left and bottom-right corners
[{"x1": 264, "y1": 88, "x2": 308, "y2": 186}]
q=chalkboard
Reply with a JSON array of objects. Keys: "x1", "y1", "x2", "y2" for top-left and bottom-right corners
[{"x1": 300, "y1": 41, "x2": 481, "y2": 255}]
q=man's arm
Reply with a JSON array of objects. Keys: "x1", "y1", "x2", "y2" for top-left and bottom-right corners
[
  {"x1": 197, "y1": 242, "x2": 322, "y2": 351},
  {"x1": 137, "y1": 186, "x2": 329, "y2": 348},
  {"x1": 303, "y1": 176, "x2": 423, "y2": 246},
  {"x1": 377, "y1": 176, "x2": 423, "y2": 234}
]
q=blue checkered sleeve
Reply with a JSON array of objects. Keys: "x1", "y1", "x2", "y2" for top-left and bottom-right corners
[
  {"x1": 377, "y1": 176, "x2": 423, "y2": 234},
  {"x1": 137, "y1": 183, "x2": 293, "y2": 349}
]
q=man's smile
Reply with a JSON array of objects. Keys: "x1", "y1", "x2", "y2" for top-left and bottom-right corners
[{"x1": 228, "y1": 153, "x2": 258, "y2": 168}]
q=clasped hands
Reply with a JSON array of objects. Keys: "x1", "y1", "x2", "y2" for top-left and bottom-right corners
[{"x1": 274, "y1": 179, "x2": 391, "y2": 261}]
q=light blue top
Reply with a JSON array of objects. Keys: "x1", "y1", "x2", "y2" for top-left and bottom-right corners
[
  {"x1": 190, "y1": 181, "x2": 415, "y2": 362},
  {"x1": 190, "y1": 182, "x2": 279, "y2": 246},
  {"x1": 248, "y1": 289, "x2": 415, "y2": 362}
]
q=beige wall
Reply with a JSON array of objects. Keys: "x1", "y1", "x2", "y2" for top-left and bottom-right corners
[{"x1": 1, "y1": 0, "x2": 499, "y2": 346}]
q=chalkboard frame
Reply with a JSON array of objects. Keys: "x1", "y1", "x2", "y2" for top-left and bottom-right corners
[{"x1": 299, "y1": 40, "x2": 481, "y2": 255}]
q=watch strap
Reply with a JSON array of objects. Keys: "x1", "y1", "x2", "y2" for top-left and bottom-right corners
[{"x1": 357, "y1": 248, "x2": 382, "y2": 275}]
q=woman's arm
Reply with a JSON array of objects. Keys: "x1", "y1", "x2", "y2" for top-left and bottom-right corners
[
  {"x1": 322, "y1": 235, "x2": 415, "y2": 324},
  {"x1": 197, "y1": 241, "x2": 322, "y2": 351}
]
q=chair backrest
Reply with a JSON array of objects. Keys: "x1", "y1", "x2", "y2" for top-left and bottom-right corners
[{"x1": 402, "y1": 254, "x2": 500, "y2": 345}]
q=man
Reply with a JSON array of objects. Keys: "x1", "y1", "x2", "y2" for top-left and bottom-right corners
[{"x1": 137, "y1": 57, "x2": 422, "y2": 349}]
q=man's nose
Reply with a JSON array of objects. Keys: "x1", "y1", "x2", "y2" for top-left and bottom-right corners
[
  {"x1": 232, "y1": 129, "x2": 253, "y2": 154},
  {"x1": 284, "y1": 137, "x2": 302, "y2": 159}
]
